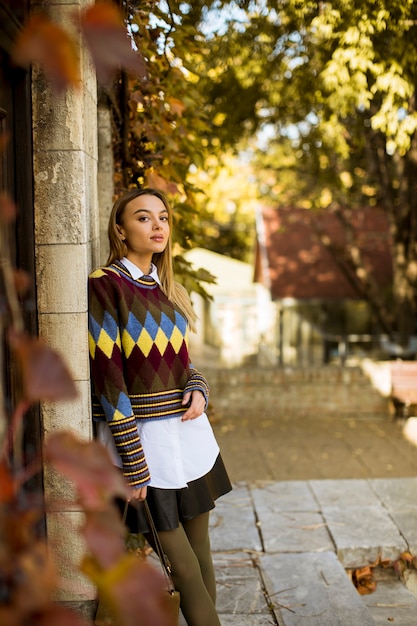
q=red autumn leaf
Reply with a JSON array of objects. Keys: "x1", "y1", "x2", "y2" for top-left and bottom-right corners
[
  {"x1": 145, "y1": 172, "x2": 179, "y2": 196},
  {"x1": 45, "y1": 431, "x2": 130, "y2": 507},
  {"x1": 0, "y1": 191, "x2": 17, "y2": 223},
  {"x1": 0, "y1": 462, "x2": 16, "y2": 503},
  {"x1": 8, "y1": 330, "x2": 77, "y2": 402},
  {"x1": 78, "y1": 3, "x2": 147, "y2": 84},
  {"x1": 31, "y1": 605, "x2": 89, "y2": 626},
  {"x1": 82, "y1": 508, "x2": 127, "y2": 569},
  {"x1": 11, "y1": 15, "x2": 80, "y2": 92}
]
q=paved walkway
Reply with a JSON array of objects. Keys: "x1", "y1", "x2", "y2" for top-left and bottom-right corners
[
  {"x1": 207, "y1": 379, "x2": 417, "y2": 625},
  {"x1": 210, "y1": 478, "x2": 417, "y2": 625},
  {"x1": 211, "y1": 412, "x2": 417, "y2": 482}
]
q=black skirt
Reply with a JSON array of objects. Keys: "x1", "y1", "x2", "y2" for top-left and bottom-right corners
[{"x1": 119, "y1": 454, "x2": 232, "y2": 534}]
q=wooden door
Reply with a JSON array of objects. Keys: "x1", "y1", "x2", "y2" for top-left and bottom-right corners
[{"x1": 0, "y1": 1, "x2": 42, "y2": 493}]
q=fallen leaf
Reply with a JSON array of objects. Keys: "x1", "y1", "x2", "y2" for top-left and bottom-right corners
[{"x1": 350, "y1": 564, "x2": 377, "y2": 595}]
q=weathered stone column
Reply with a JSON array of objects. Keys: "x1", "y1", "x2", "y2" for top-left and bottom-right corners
[
  {"x1": 97, "y1": 90, "x2": 114, "y2": 266},
  {"x1": 31, "y1": 0, "x2": 99, "y2": 616}
]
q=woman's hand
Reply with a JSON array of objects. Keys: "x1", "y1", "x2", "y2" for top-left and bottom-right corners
[
  {"x1": 181, "y1": 389, "x2": 205, "y2": 421},
  {"x1": 128, "y1": 485, "x2": 147, "y2": 501}
]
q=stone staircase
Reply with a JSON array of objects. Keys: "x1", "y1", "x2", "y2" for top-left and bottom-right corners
[{"x1": 205, "y1": 365, "x2": 389, "y2": 420}]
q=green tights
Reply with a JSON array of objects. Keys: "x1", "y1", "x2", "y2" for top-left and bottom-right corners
[{"x1": 145, "y1": 512, "x2": 221, "y2": 626}]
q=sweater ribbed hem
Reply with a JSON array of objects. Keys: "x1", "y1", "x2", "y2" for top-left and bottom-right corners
[{"x1": 92, "y1": 389, "x2": 186, "y2": 422}]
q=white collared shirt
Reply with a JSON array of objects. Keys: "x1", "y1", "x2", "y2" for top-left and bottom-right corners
[{"x1": 96, "y1": 257, "x2": 219, "y2": 489}]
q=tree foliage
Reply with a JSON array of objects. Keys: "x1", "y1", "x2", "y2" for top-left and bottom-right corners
[
  {"x1": 186, "y1": 0, "x2": 417, "y2": 345},
  {"x1": 14, "y1": 0, "x2": 417, "y2": 340}
]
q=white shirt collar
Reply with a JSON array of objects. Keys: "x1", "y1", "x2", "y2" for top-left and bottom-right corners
[{"x1": 120, "y1": 257, "x2": 160, "y2": 284}]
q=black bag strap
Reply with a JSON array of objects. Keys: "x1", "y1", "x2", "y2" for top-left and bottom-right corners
[{"x1": 123, "y1": 500, "x2": 176, "y2": 594}]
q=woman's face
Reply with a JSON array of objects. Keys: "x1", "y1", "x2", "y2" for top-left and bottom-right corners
[{"x1": 118, "y1": 194, "x2": 170, "y2": 261}]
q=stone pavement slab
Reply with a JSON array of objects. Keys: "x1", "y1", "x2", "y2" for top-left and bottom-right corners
[
  {"x1": 309, "y1": 478, "x2": 381, "y2": 507},
  {"x1": 388, "y1": 510, "x2": 417, "y2": 555},
  {"x1": 210, "y1": 483, "x2": 262, "y2": 553},
  {"x1": 255, "y1": 509, "x2": 334, "y2": 554},
  {"x1": 361, "y1": 567, "x2": 417, "y2": 626},
  {"x1": 219, "y1": 617, "x2": 275, "y2": 625},
  {"x1": 319, "y1": 505, "x2": 407, "y2": 568},
  {"x1": 251, "y1": 481, "x2": 318, "y2": 513},
  {"x1": 214, "y1": 552, "x2": 268, "y2": 615},
  {"x1": 260, "y1": 551, "x2": 375, "y2": 626},
  {"x1": 370, "y1": 477, "x2": 417, "y2": 511}
]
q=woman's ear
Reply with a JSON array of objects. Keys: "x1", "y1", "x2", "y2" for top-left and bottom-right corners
[{"x1": 116, "y1": 226, "x2": 125, "y2": 241}]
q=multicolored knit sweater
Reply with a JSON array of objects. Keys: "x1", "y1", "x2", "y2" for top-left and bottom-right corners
[{"x1": 88, "y1": 261, "x2": 209, "y2": 487}]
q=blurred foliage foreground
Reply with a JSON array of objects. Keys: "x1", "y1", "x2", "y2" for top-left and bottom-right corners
[{"x1": 0, "y1": 3, "x2": 178, "y2": 625}]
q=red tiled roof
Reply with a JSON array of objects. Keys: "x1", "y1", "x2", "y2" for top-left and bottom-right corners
[{"x1": 256, "y1": 205, "x2": 393, "y2": 300}]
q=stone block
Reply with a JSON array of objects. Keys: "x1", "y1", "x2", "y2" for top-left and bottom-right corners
[
  {"x1": 36, "y1": 243, "x2": 89, "y2": 313},
  {"x1": 210, "y1": 484, "x2": 262, "y2": 552},
  {"x1": 370, "y1": 477, "x2": 417, "y2": 511},
  {"x1": 260, "y1": 551, "x2": 374, "y2": 626},
  {"x1": 389, "y1": 510, "x2": 417, "y2": 554},
  {"x1": 34, "y1": 150, "x2": 90, "y2": 245},
  {"x1": 42, "y1": 380, "x2": 92, "y2": 437},
  {"x1": 38, "y1": 312, "x2": 89, "y2": 380},
  {"x1": 218, "y1": 617, "x2": 273, "y2": 626},
  {"x1": 361, "y1": 567, "x2": 417, "y2": 625},
  {"x1": 322, "y1": 505, "x2": 408, "y2": 568},
  {"x1": 32, "y1": 81, "x2": 86, "y2": 152},
  {"x1": 257, "y1": 509, "x2": 334, "y2": 554},
  {"x1": 309, "y1": 478, "x2": 381, "y2": 508},
  {"x1": 213, "y1": 552, "x2": 269, "y2": 614},
  {"x1": 251, "y1": 480, "x2": 318, "y2": 512},
  {"x1": 46, "y1": 510, "x2": 96, "y2": 602}
]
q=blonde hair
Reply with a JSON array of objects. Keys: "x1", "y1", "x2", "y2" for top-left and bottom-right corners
[{"x1": 107, "y1": 188, "x2": 197, "y2": 332}]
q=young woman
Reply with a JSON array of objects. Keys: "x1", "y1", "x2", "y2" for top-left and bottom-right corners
[{"x1": 88, "y1": 188, "x2": 232, "y2": 626}]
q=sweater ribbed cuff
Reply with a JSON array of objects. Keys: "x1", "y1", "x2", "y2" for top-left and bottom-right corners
[
  {"x1": 108, "y1": 416, "x2": 150, "y2": 487},
  {"x1": 184, "y1": 369, "x2": 210, "y2": 409}
]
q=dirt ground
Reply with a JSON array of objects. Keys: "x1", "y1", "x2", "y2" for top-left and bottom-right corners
[{"x1": 211, "y1": 410, "x2": 417, "y2": 483}]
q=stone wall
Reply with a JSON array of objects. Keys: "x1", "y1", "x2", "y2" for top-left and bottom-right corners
[
  {"x1": 204, "y1": 366, "x2": 390, "y2": 418},
  {"x1": 31, "y1": 0, "x2": 98, "y2": 611}
]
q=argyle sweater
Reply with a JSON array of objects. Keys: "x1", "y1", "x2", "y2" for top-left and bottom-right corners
[{"x1": 88, "y1": 261, "x2": 209, "y2": 487}]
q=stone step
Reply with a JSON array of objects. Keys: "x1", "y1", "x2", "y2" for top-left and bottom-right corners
[
  {"x1": 260, "y1": 551, "x2": 375, "y2": 625},
  {"x1": 205, "y1": 365, "x2": 389, "y2": 417}
]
